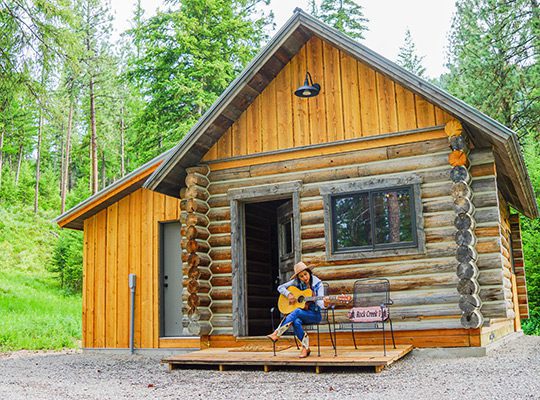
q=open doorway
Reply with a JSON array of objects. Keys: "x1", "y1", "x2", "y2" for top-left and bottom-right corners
[{"x1": 244, "y1": 199, "x2": 294, "y2": 336}]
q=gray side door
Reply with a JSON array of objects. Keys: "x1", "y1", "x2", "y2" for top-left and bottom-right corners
[
  {"x1": 277, "y1": 200, "x2": 295, "y2": 285},
  {"x1": 161, "y1": 222, "x2": 183, "y2": 337}
]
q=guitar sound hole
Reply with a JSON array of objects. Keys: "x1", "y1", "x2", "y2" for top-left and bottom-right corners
[{"x1": 297, "y1": 296, "x2": 305, "y2": 302}]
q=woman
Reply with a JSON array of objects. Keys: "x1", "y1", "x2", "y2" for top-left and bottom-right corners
[{"x1": 267, "y1": 261, "x2": 329, "y2": 358}]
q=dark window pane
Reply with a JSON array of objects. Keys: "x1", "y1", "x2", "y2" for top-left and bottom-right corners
[
  {"x1": 373, "y1": 188, "x2": 414, "y2": 245},
  {"x1": 333, "y1": 193, "x2": 371, "y2": 249}
]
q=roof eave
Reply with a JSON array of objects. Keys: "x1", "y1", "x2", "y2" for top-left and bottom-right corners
[
  {"x1": 144, "y1": 9, "x2": 538, "y2": 219},
  {"x1": 55, "y1": 151, "x2": 171, "y2": 229}
]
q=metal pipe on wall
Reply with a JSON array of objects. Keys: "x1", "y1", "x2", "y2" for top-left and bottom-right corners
[{"x1": 129, "y1": 274, "x2": 136, "y2": 354}]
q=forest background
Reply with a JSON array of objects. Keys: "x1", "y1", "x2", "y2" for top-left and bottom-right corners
[{"x1": 0, "y1": 0, "x2": 538, "y2": 350}]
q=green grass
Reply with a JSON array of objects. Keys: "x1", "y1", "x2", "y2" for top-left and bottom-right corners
[{"x1": 0, "y1": 205, "x2": 82, "y2": 351}]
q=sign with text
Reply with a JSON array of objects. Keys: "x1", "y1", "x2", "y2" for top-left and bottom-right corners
[{"x1": 348, "y1": 306, "x2": 388, "y2": 323}]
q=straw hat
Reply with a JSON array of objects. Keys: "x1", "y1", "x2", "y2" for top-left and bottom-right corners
[{"x1": 290, "y1": 261, "x2": 310, "y2": 280}]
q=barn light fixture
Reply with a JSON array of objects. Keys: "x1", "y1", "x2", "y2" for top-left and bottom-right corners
[{"x1": 294, "y1": 72, "x2": 320, "y2": 98}]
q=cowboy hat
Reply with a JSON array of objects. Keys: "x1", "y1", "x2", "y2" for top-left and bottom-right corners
[{"x1": 291, "y1": 261, "x2": 310, "y2": 280}]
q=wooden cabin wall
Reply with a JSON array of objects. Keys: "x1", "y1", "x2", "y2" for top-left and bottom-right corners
[
  {"x1": 469, "y1": 150, "x2": 516, "y2": 323},
  {"x1": 205, "y1": 133, "x2": 466, "y2": 335},
  {"x1": 509, "y1": 214, "x2": 529, "y2": 319},
  {"x1": 497, "y1": 193, "x2": 520, "y2": 328},
  {"x1": 82, "y1": 188, "x2": 180, "y2": 349},
  {"x1": 202, "y1": 36, "x2": 453, "y2": 161}
]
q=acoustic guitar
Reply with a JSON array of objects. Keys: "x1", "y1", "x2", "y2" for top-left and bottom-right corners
[{"x1": 278, "y1": 286, "x2": 352, "y2": 314}]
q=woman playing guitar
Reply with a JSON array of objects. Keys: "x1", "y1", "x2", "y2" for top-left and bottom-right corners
[{"x1": 267, "y1": 261, "x2": 329, "y2": 358}]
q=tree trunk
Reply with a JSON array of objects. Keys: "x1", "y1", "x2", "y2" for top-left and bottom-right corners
[
  {"x1": 120, "y1": 106, "x2": 125, "y2": 176},
  {"x1": 61, "y1": 102, "x2": 73, "y2": 213},
  {"x1": 100, "y1": 151, "x2": 106, "y2": 190},
  {"x1": 34, "y1": 111, "x2": 43, "y2": 214},
  {"x1": 90, "y1": 76, "x2": 98, "y2": 194},
  {"x1": 15, "y1": 143, "x2": 23, "y2": 186}
]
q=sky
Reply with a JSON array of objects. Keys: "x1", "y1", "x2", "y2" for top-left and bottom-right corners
[{"x1": 110, "y1": 0, "x2": 456, "y2": 79}]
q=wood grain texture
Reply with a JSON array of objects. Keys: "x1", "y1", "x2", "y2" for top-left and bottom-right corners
[
  {"x1": 82, "y1": 188, "x2": 180, "y2": 349},
  {"x1": 203, "y1": 37, "x2": 448, "y2": 162}
]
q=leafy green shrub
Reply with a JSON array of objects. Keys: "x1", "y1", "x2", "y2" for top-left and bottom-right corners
[
  {"x1": 523, "y1": 311, "x2": 540, "y2": 336},
  {"x1": 49, "y1": 229, "x2": 83, "y2": 293}
]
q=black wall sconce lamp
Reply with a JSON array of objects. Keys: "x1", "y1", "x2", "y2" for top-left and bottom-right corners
[{"x1": 294, "y1": 72, "x2": 321, "y2": 98}]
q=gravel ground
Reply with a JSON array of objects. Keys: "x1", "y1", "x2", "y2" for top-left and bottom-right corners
[{"x1": 1, "y1": 335, "x2": 539, "y2": 400}]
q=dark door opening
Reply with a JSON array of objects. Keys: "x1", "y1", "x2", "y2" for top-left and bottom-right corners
[{"x1": 244, "y1": 199, "x2": 293, "y2": 336}]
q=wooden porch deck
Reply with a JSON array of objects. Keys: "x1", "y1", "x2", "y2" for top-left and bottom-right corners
[{"x1": 163, "y1": 344, "x2": 413, "y2": 373}]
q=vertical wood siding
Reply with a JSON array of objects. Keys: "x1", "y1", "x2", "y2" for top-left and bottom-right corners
[
  {"x1": 203, "y1": 36, "x2": 452, "y2": 161},
  {"x1": 82, "y1": 188, "x2": 180, "y2": 349}
]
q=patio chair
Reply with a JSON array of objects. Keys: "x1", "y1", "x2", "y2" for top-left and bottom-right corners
[
  {"x1": 348, "y1": 278, "x2": 396, "y2": 356},
  {"x1": 270, "y1": 282, "x2": 337, "y2": 357}
]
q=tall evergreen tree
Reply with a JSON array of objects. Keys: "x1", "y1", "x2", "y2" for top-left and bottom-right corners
[
  {"x1": 446, "y1": 0, "x2": 538, "y2": 134},
  {"x1": 317, "y1": 0, "x2": 368, "y2": 40},
  {"x1": 397, "y1": 29, "x2": 426, "y2": 78},
  {"x1": 446, "y1": 0, "x2": 540, "y2": 323},
  {"x1": 125, "y1": 0, "x2": 273, "y2": 165}
]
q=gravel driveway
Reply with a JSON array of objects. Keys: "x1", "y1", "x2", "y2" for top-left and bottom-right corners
[{"x1": 1, "y1": 335, "x2": 539, "y2": 400}]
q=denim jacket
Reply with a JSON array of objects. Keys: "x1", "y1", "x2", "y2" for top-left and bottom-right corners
[{"x1": 277, "y1": 275, "x2": 325, "y2": 312}]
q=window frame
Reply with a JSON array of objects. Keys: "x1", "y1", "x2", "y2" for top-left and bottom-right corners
[{"x1": 321, "y1": 174, "x2": 425, "y2": 261}]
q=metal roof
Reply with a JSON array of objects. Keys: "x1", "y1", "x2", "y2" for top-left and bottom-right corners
[{"x1": 72, "y1": 9, "x2": 535, "y2": 220}]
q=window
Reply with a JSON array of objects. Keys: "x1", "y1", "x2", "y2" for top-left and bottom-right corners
[
  {"x1": 320, "y1": 174, "x2": 425, "y2": 261},
  {"x1": 332, "y1": 186, "x2": 416, "y2": 252}
]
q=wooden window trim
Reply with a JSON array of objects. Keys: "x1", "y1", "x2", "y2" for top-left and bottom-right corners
[{"x1": 321, "y1": 174, "x2": 425, "y2": 261}]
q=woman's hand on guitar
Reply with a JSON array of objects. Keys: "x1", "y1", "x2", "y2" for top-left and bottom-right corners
[
  {"x1": 288, "y1": 293, "x2": 296, "y2": 305},
  {"x1": 323, "y1": 296, "x2": 330, "y2": 308}
]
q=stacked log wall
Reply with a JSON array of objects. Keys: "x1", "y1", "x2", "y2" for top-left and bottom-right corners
[
  {"x1": 206, "y1": 134, "x2": 471, "y2": 335},
  {"x1": 469, "y1": 150, "x2": 516, "y2": 322},
  {"x1": 180, "y1": 166, "x2": 213, "y2": 336},
  {"x1": 446, "y1": 121, "x2": 483, "y2": 328},
  {"x1": 509, "y1": 214, "x2": 529, "y2": 319},
  {"x1": 497, "y1": 194, "x2": 519, "y2": 325}
]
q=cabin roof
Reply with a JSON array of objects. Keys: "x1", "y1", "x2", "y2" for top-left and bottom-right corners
[
  {"x1": 143, "y1": 9, "x2": 537, "y2": 218},
  {"x1": 55, "y1": 151, "x2": 170, "y2": 230}
]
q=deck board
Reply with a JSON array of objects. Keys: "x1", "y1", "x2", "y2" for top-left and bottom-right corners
[{"x1": 163, "y1": 344, "x2": 413, "y2": 372}]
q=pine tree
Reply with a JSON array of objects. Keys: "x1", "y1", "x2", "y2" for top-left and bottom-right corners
[
  {"x1": 125, "y1": 0, "x2": 273, "y2": 165},
  {"x1": 446, "y1": 0, "x2": 538, "y2": 135},
  {"x1": 318, "y1": 0, "x2": 368, "y2": 40},
  {"x1": 396, "y1": 29, "x2": 426, "y2": 78},
  {"x1": 446, "y1": 0, "x2": 540, "y2": 326}
]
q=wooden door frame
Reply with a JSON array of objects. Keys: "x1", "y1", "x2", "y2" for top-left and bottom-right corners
[{"x1": 228, "y1": 180, "x2": 302, "y2": 337}]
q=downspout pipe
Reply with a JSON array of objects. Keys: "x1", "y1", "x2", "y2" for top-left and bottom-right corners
[{"x1": 129, "y1": 274, "x2": 137, "y2": 354}]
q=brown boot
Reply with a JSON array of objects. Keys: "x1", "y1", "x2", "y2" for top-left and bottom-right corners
[
  {"x1": 267, "y1": 322, "x2": 292, "y2": 343},
  {"x1": 298, "y1": 334, "x2": 310, "y2": 358},
  {"x1": 299, "y1": 346, "x2": 311, "y2": 358}
]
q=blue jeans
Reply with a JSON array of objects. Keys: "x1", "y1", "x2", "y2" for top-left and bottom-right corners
[{"x1": 281, "y1": 308, "x2": 322, "y2": 340}]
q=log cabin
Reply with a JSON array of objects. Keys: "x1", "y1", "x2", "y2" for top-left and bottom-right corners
[{"x1": 56, "y1": 9, "x2": 536, "y2": 352}]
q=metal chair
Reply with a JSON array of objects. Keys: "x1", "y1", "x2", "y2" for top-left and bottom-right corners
[
  {"x1": 348, "y1": 278, "x2": 396, "y2": 356},
  {"x1": 270, "y1": 282, "x2": 337, "y2": 357}
]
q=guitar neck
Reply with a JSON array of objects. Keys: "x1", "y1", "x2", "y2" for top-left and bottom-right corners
[{"x1": 304, "y1": 295, "x2": 343, "y2": 302}]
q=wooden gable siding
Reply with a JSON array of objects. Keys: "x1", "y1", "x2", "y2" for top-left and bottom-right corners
[
  {"x1": 82, "y1": 188, "x2": 180, "y2": 349},
  {"x1": 202, "y1": 36, "x2": 453, "y2": 161}
]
